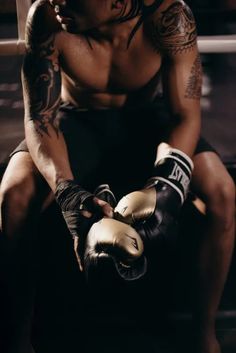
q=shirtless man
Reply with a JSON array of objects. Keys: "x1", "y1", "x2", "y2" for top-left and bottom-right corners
[{"x1": 0, "y1": 1, "x2": 235, "y2": 353}]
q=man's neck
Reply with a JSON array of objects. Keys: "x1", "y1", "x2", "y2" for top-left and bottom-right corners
[{"x1": 91, "y1": 0, "x2": 141, "y2": 48}]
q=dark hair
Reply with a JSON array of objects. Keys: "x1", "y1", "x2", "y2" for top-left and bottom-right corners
[
  {"x1": 117, "y1": 0, "x2": 144, "y2": 23},
  {"x1": 116, "y1": 0, "x2": 164, "y2": 48}
]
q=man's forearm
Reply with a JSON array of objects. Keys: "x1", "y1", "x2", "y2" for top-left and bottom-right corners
[
  {"x1": 25, "y1": 120, "x2": 74, "y2": 192},
  {"x1": 156, "y1": 115, "x2": 201, "y2": 161}
]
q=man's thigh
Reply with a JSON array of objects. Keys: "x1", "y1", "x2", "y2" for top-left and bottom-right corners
[
  {"x1": 191, "y1": 151, "x2": 235, "y2": 208},
  {"x1": 0, "y1": 151, "x2": 51, "y2": 221}
]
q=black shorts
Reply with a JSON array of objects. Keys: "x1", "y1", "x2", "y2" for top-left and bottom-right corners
[{"x1": 10, "y1": 101, "x2": 217, "y2": 199}]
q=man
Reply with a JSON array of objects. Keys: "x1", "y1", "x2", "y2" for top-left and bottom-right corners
[{"x1": 0, "y1": 0, "x2": 235, "y2": 352}]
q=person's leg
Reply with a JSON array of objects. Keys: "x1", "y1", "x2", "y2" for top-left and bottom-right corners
[
  {"x1": 0, "y1": 152, "x2": 51, "y2": 353},
  {"x1": 191, "y1": 151, "x2": 235, "y2": 353}
]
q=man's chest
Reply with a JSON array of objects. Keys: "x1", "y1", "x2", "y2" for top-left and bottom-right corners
[{"x1": 58, "y1": 32, "x2": 162, "y2": 93}]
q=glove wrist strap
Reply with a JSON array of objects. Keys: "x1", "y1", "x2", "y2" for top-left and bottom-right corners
[{"x1": 147, "y1": 148, "x2": 194, "y2": 204}]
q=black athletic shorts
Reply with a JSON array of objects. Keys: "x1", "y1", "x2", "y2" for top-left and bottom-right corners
[{"x1": 10, "y1": 100, "x2": 217, "y2": 199}]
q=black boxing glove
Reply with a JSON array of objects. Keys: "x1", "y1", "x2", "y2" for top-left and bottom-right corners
[
  {"x1": 114, "y1": 143, "x2": 194, "y2": 247},
  {"x1": 83, "y1": 184, "x2": 147, "y2": 281}
]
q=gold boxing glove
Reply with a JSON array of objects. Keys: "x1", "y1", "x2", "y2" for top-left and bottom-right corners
[
  {"x1": 83, "y1": 217, "x2": 147, "y2": 281},
  {"x1": 114, "y1": 144, "x2": 194, "y2": 249}
]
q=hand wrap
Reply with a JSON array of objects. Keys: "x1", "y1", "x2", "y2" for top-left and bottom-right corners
[{"x1": 55, "y1": 180, "x2": 103, "y2": 239}]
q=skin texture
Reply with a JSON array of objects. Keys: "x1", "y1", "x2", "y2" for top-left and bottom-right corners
[
  {"x1": 0, "y1": 1, "x2": 235, "y2": 353},
  {"x1": 20, "y1": 0, "x2": 202, "y2": 193}
]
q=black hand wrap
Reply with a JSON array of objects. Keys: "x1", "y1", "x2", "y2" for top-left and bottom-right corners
[{"x1": 55, "y1": 180, "x2": 103, "y2": 239}]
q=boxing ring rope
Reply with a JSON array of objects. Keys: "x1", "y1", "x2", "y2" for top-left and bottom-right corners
[
  {"x1": 198, "y1": 34, "x2": 236, "y2": 53},
  {"x1": 0, "y1": 0, "x2": 236, "y2": 55},
  {"x1": 0, "y1": 0, "x2": 31, "y2": 56},
  {"x1": 16, "y1": 0, "x2": 31, "y2": 42},
  {"x1": 1, "y1": 35, "x2": 236, "y2": 55}
]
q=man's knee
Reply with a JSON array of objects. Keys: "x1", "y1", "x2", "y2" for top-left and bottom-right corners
[
  {"x1": 0, "y1": 176, "x2": 37, "y2": 235},
  {"x1": 206, "y1": 175, "x2": 235, "y2": 231},
  {"x1": 1, "y1": 175, "x2": 36, "y2": 209}
]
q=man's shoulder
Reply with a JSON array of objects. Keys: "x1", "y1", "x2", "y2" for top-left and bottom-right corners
[
  {"x1": 145, "y1": 0, "x2": 194, "y2": 27},
  {"x1": 25, "y1": 0, "x2": 61, "y2": 50},
  {"x1": 144, "y1": 0, "x2": 197, "y2": 56}
]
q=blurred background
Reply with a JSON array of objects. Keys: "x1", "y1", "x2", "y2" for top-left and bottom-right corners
[
  {"x1": 0, "y1": 0, "x2": 236, "y2": 169},
  {"x1": 0, "y1": 1, "x2": 236, "y2": 353}
]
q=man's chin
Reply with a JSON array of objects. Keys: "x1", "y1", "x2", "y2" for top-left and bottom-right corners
[
  {"x1": 61, "y1": 22, "x2": 96, "y2": 36},
  {"x1": 61, "y1": 23, "x2": 81, "y2": 34}
]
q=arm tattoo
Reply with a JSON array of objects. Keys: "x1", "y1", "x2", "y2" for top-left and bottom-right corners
[
  {"x1": 150, "y1": 2, "x2": 197, "y2": 55},
  {"x1": 23, "y1": 35, "x2": 61, "y2": 138},
  {"x1": 184, "y1": 54, "x2": 202, "y2": 99}
]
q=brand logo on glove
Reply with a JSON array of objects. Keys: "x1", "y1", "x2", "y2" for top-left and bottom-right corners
[
  {"x1": 169, "y1": 162, "x2": 189, "y2": 191},
  {"x1": 122, "y1": 206, "x2": 128, "y2": 214},
  {"x1": 124, "y1": 233, "x2": 139, "y2": 250}
]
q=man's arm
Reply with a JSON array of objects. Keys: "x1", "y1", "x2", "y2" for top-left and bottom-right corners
[
  {"x1": 22, "y1": 1, "x2": 74, "y2": 191},
  {"x1": 150, "y1": 0, "x2": 202, "y2": 158}
]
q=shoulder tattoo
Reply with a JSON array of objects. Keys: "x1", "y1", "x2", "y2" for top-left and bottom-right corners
[{"x1": 150, "y1": 1, "x2": 197, "y2": 55}]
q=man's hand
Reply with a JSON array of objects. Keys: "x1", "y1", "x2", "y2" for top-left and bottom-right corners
[
  {"x1": 81, "y1": 184, "x2": 147, "y2": 281},
  {"x1": 114, "y1": 144, "x2": 194, "y2": 249},
  {"x1": 55, "y1": 180, "x2": 113, "y2": 270}
]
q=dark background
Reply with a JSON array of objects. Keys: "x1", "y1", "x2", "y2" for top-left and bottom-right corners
[
  {"x1": 0, "y1": 0, "x2": 236, "y2": 167},
  {"x1": 0, "y1": 1, "x2": 236, "y2": 353}
]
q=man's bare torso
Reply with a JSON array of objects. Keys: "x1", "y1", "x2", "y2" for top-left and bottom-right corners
[
  {"x1": 21, "y1": 0, "x2": 201, "y2": 189},
  {"x1": 42, "y1": 0, "x2": 173, "y2": 109},
  {"x1": 58, "y1": 28, "x2": 162, "y2": 109}
]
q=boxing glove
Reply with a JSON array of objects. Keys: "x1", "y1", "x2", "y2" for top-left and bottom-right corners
[
  {"x1": 114, "y1": 144, "x2": 194, "y2": 247},
  {"x1": 84, "y1": 218, "x2": 147, "y2": 281},
  {"x1": 83, "y1": 185, "x2": 147, "y2": 281}
]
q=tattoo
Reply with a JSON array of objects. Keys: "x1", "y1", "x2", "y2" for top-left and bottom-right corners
[
  {"x1": 185, "y1": 54, "x2": 202, "y2": 99},
  {"x1": 150, "y1": 2, "x2": 197, "y2": 55},
  {"x1": 23, "y1": 35, "x2": 61, "y2": 137}
]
